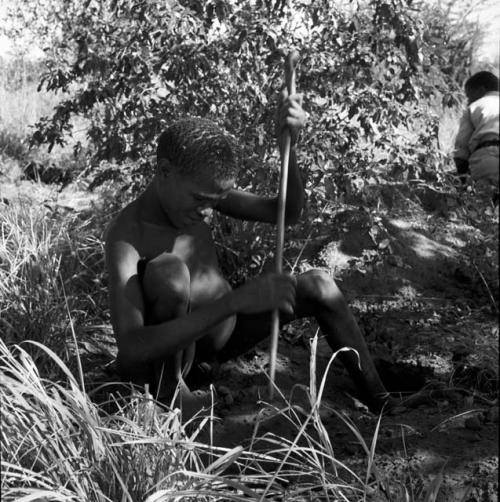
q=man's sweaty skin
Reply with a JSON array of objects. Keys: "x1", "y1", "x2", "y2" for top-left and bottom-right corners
[{"x1": 106, "y1": 92, "x2": 394, "y2": 414}]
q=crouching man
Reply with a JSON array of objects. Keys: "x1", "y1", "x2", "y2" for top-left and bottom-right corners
[{"x1": 105, "y1": 91, "x2": 394, "y2": 414}]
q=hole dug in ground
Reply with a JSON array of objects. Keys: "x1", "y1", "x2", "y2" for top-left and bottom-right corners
[{"x1": 375, "y1": 358, "x2": 432, "y2": 394}]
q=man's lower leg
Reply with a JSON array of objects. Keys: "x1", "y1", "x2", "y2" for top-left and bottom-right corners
[{"x1": 317, "y1": 308, "x2": 391, "y2": 411}]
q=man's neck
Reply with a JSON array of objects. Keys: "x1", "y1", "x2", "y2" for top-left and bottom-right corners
[{"x1": 138, "y1": 183, "x2": 175, "y2": 228}]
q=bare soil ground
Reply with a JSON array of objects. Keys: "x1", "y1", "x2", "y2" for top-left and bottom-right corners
[
  {"x1": 207, "y1": 195, "x2": 499, "y2": 500},
  {"x1": 3, "y1": 178, "x2": 498, "y2": 501}
]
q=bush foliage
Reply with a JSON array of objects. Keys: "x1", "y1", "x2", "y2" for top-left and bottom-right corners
[
  {"x1": 16, "y1": 0, "x2": 477, "y2": 196},
  {"x1": 7, "y1": 0, "x2": 485, "y2": 281}
]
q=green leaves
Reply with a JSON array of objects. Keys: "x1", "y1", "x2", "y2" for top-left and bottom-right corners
[{"x1": 25, "y1": 0, "x2": 467, "y2": 201}]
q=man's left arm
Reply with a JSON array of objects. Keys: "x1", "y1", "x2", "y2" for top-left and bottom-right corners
[
  {"x1": 216, "y1": 144, "x2": 304, "y2": 224},
  {"x1": 216, "y1": 92, "x2": 306, "y2": 224}
]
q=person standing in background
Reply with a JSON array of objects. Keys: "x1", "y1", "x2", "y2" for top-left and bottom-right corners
[{"x1": 453, "y1": 71, "x2": 499, "y2": 194}]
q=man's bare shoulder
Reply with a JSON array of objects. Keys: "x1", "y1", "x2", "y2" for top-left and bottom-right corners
[
  {"x1": 105, "y1": 200, "x2": 141, "y2": 246},
  {"x1": 104, "y1": 201, "x2": 144, "y2": 278}
]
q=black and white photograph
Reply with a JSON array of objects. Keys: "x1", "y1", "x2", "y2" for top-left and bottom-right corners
[{"x1": 1, "y1": 0, "x2": 498, "y2": 500}]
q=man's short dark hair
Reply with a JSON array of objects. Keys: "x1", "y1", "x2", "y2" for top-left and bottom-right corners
[
  {"x1": 156, "y1": 117, "x2": 240, "y2": 181},
  {"x1": 465, "y1": 71, "x2": 499, "y2": 93}
]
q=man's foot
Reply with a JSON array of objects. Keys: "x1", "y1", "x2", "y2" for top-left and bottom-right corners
[
  {"x1": 352, "y1": 391, "x2": 408, "y2": 415},
  {"x1": 376, "y1": 394, "x2": 409, "y2": 415},
  {"x1": 180, "y1": 390, "x2": 211, "y2": 421},
  {"x1": 175, "y1": 378, "x2": 211, "y2": 421},
  {"x1": 185, "y1": 360, "x2": 220, "y2": 387},
  {"x1": 154, "y1": 375, "x2": 212, "y2": 420}
]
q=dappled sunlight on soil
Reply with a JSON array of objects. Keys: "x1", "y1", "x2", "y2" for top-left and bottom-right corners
[{"x1": 2, "y1": 175, "x2": 497, "y2": 499}]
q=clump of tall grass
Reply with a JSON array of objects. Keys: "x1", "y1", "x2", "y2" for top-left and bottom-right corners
[
  {"x1": 1, "y1": 333, "x2": 447, "y2": 501},
  {"x1": 1, "y1": 338, "x2": 237, "y2": 501},
  {"x1": 0, "y1": 199, "x2": 106, "y2": 375},
  {"x1": 0, "y1": 336, "x2": 368, "y2": 501}
]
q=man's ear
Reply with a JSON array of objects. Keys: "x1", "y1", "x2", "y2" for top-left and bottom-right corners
[{"x1": 157, "y1": 158, "x2": 175, "y2": 177}]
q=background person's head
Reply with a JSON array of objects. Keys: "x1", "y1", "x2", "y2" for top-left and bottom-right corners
[
  {"x1": 156, "y1": 117, "x2": 240, "y2": 186},
  {"x1": 464, "y1": 71, "x2": 499, "y2": 104}
]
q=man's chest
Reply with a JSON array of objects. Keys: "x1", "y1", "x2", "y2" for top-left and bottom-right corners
[
  {"x1": 135, "y1": 223, "x2": 228, "y2": 307},
  {"x1": 137, "y1": 222, "x2": 219, "y2": 270}
]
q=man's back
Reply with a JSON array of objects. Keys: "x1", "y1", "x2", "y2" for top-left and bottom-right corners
[{"x1": 468, "y1": 91, "x2": 499, "y2": 144}]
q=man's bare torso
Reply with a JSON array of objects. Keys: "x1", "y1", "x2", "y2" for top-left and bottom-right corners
[{"x1": 107, "y1": 197, "x2": 233, "y2": 320}]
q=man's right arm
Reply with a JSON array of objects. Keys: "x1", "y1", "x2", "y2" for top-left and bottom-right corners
[{"x1": 106, "y1": 238, "x2": 237, "y2": 370}]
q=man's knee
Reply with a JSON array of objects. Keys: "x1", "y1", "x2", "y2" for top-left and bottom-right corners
[
  {"x1": 143, "y1": 253, "x2": 190, "y2": 310},
  {"x1": 298, "y1": 269, "x2": 346, "y2": 309}
]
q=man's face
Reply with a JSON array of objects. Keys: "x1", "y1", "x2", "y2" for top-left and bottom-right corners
[{"x1": 157, "y1": 171, "x2": 234, "y2": 229}]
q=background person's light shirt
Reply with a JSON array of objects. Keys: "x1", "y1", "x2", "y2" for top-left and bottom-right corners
[{"x1": 453, "y1": 91, "x2": 500, "y2": 160}]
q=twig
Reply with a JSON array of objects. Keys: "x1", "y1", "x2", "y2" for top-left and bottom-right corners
[
  {"x1": 59, "y1": 273, "x2": 85, "y2": 392},
  {"x1": 430, "y1": 408, "x2": 486, "y2": 432},
  {"x1": 443, "y1": 387, "x2": 498, "y2": 407},
  {"x1": 355, "y1": 294, "x2": 448, "y2": 301},
  {"x1": 472, "y1": 261, "x2": 499, "y2": 314}
]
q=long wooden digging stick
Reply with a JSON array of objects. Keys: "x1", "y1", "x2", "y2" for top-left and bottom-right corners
[{"x1": 269, "y1": 50, "x2": 299, "y2": 399}]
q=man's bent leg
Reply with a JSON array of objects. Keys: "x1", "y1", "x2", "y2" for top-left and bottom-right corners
[
  {"x1": 217, "y1": 311, "x2": 293, "y2": 363},
  {"x1": 142, "y1": 253, "x2": 194, "y2": 394},
  {"x1": 293, "y1": 270, "x2": 390, "y2": 411},
  {"x1": 142, "y1": 253, "x2": 190, "y2": 323},
  {"x1": 142, "y1": 253, "x2": 211, "y2": 417},
  {"x1": 217, "y1": 269, "x2": 390, "y2": 411}
]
